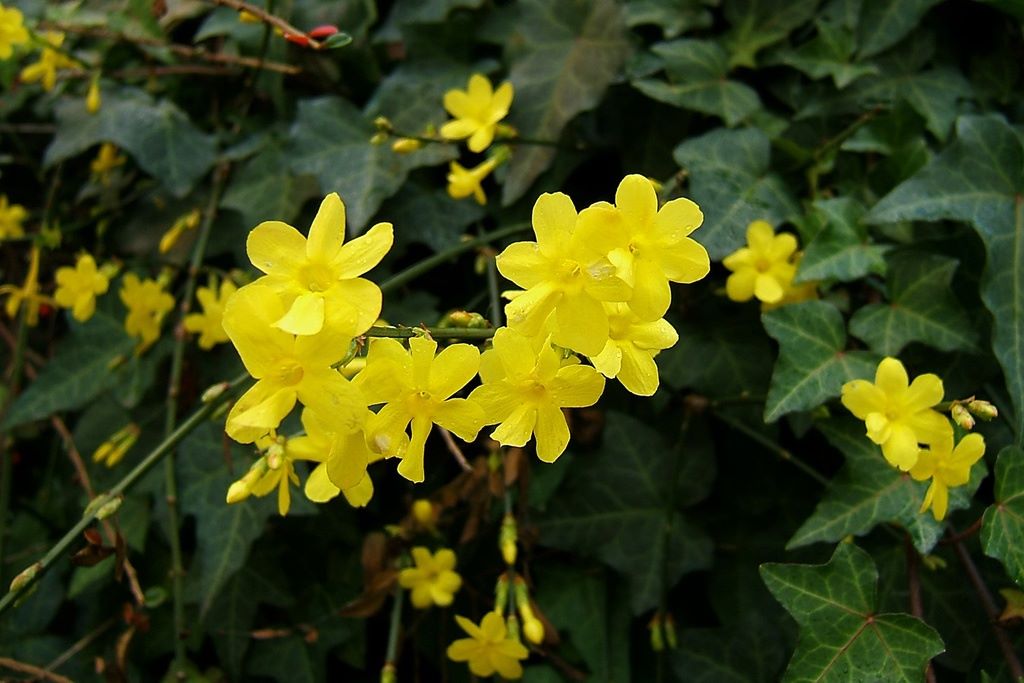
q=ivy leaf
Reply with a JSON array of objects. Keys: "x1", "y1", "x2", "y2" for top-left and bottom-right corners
[
  {"x1": 789, "y1": 419, "x2": 983, "y2": 554},
  {"x1": 849, "y1": 251, "x2": 979, "y2": 355},
  {"x1": 867, "y1": 115, "x2": 1024, "y2": 440},
  {"x1": 3, "y1": 311, "x2": 133, "y2": 429},
  {"x1": 779, "y1": 19, "x2": 878, "y2": 89},
  {"x1": 670, "y1": 615, "x2": 786, "y2": 683},
  {"x1": 623, "y1": 0, "x2": 714, "y2": 39},
  {"x1": 537, "y1": 412, "x2": 713, "y2": 614},
  {"x1": 45, "y1": 87, "x2": 217, "y2": 197},
  {"x1": 857, "y1": 0, "x2": 943, "y2": 59},
  {"x1": 632, "y1": 39, "x2": 761, "y2": 126},
  {"x1": 501, "y1": 0, "x2": 630, "y2": 204},
  {"x1": 179, "y1": 423, "x2": 276, "y2": 618},
  {"x1": 206, "y1": 568, "x2": 292, "y2": 680},
  {"x1": 377, "y1": 182, "x2": 485, "y2": 254},
  {"x1": 761, "y1": 543, "x2": 945, "y2": 681},
  {"x1": 762, "y1": 301, "x2": 878, "y2": 423},
  {"x1": 982, "y1": 446, "x2": 1024, "y2": 587},
  {"x1": 796, "y1": 197, "x2": 890, "y2": 283},
  {"x1": 288, "y1": 97, "x2": 439, "y2": 234},
  {"x1": 221, "y1": 141, "x2": 319, "y2": 228},
  {"x1": 673, "y1": 127, "x2": 799, "y2": 259},
  {"x1": 723, "y1": 0, "x2": 821, "y2": 68}
]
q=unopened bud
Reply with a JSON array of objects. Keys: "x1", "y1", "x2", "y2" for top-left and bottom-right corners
[
  {"x1": 495, "y1": 123, "x2": 518, "y2": 139},
  {"x1": 513, "y1": 578, "x2": 544, "y2": 644},
  {"x1": 411, "y1": 499, "x2": 435, "y2": 527},
  {"x1": 238, "y1": 9, "x2": 260, "y2": 23},
  {"x1": 226, "y1": 480, "x2": 251, "y2": 504},
  {"x1": 92, "y1": 424, "x2": 141, "y2": 468},
  {"x1": 373, "y1": 116, "x2": 393, "y2": 133},
  {"x1": 499, "y1": 514, "x2": 517, "y2": 566},
  {"x1": 648, "y1": 614, "x2": 664, "y2": 652},
  {"x1": 86, "y1": 76, "x2": 101, "y2": 114},
  {"x1": 201, "y1": 382, "x2": 229, "y2": 403},
  {"x1": 227, "y1": 458, "x2": 269, "y2": 504},
  {"x1": 951, "y1": 403, "x2": 975, "y2": 430},
  {"x1": 391, "y1": 138, "x2": 422, "y2": 154},
  {"x1": 380, "y1": 663, "x2": 396, "y2": 683},
  {"x1": 494, "y1": 575, "x2": 509, "y2": 616},
  {"x1": 96, "y1": 495, "x2": 124, "y2": 520},
  {"x1": 663, "y1": 613, "x2": 677, "y2": 649},
  {"x1": 523, "y1": 616, "x2": 544, "y2": 645},
  {"x1": 921, "y1": 554, "x2": 947, "y2": 571},
  {"x1": 9, "y1": 562, "x2": 42, "y2": 594},
  {"x1": 369, "y1": 132, "x2": 388, "y2": 145},
  {"x1": 505, "y1": 613, "x2": 521, "y2": 642},
  {"x1": 967, "y1": 399, "x2": 998, "y2": 421}
]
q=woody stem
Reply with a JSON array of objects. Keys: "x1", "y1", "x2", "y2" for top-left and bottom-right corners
[{"x1": 0, "y1": 310, "x2": 28, "y2": 588}]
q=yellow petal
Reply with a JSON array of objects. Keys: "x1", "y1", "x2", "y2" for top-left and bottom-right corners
[
  {"x1": 746, "y1": 220, "x2": 775, "y2": 250},
  {"x1": 433, "y1": 398, "x2": 485, "y2": 442},
  {"x1": 951, "y1": 432, "x2": 986, "y2": 469},
  {"x1": 841, "y1": 380, "x2": 886, "y2": 420},
  {"x1": 274, "y1": 292, "x2": 325, "y2": 335},
  {"x1": 589, "y1": 341, "x2": 622, "y2": 378},
  {"x1": 617, "y1": 344, "x2": 660, "y2": 396},
  {"x1": 491, "y1": 403, "x2": 537, "y2": 447},
  {"x1": 431, "y1": 343, "x2": 481, "y2": 398},
  {"x1": 931, "y1": 481, "x2": 949, "y2": 520},
  {"x1": 221, "y1": 284, "x2": 292, "y2": 378},
  {"x1": 323, "y1": 277, "x2": 382, "y2": 337},
  {"x1": 505, "y1": 282, "x2": 560, "y2": 338},
  {"x1": 229, "y1": 383, "x2": 297, "y2": 438},
  {"x1": 553, "y1": 291, "x2": 608, "y2": 356},
  {"x1": 615, "y1": 174, "x2": 658, "y2": 231},
  {"x1": 904, "y1": 373, "x2": 944, "y2": 412},
  {"x1": 470, "y1": 384, "x2": 520, "y2": 424},
  {"x1": 653, "y1": 196, "x2": 703, "y2": 241},
  {"x1": 467, "y1": 126, "x2": 494, "y2": 153},
  {"x1": 532, "y1": 192, "x2": 576, "y2": 255},
  {"x1": 409, "y1": 335, "x2": 438, "y2": 389},
  {"x1": 550, "y1": 365, "x2": 604, "y2": 406},
  {"x1": 769, "y1": 232, "x2": 798, "y2": 261},
  {"x1": 326, "y1": 430, "x2": 370, "y2": 490},
  {"x1": 628, "y1": 258, "x2": 671, "y2": 321},
  {"x1": 492, "y1": 327, "x2": 537, "y2": 379},
  {"x1": 305, "y1": 463, "x2": 341, "y2": 502},
  {"x1": 881, "y1": 423, "x2": 919, "y2": 471},
  {"x1": 575, "y1": 203, "x2": 627, "y2": 256},
  {"x1": 446, "y1": 638, "x2": 479, "y2": 662},
  {"x1": 534, "y1": 403, "x2": 570, "y2": 462},
  {"x1": 659, "y1": 238, "x2": 710, "y2": 284},
  {"x1": 333, "y1": 222, "x2": 393, "y2": 279},
  {"x1": 491, "y1": 81, "x2": 514, "y2": 117},
  {"x1": 296, "y1": 370, "x2": 366, "y2": 435},
  {"x1": 725, "y1": 269, "x2": 757, "y2": 302},
  {"x1": 875, "y1": 357, "x2": 909, "y2": 394},
  {"x1": 307, "y1": 193, "x2": 345, "y2": 262},
  {"x1": 480, "y1": 611, "x2": 507, "y2": 640},
  {"x1": 906, "y1": 410, "x2": 953, "y2": 446},
  {"x1": 342, "y1": 474, "x2": 374, "y2": 507},
  {"x1": 754, "y1": 273, "x2": 784, "y2": 304},
  {"x1": 440, "y1": 119, "x2": 478, "y2": 140},
  {"x1": 396, "y1": 416, "x2": 432, "y2": 483},
  {"x1": 247, "y1": 221, "x2": 307, "y2": 277},
  {"x1": 443, "y1": 89, "x2": 473, "y2": 118},
  {"x1": 496, "y1": 242, "x2": 548, "y2": 289}
]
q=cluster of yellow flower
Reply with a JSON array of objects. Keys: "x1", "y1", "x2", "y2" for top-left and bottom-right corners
[
  {"x1": 722, "y1": 220, "x2": 817, "y2": 308},
  {"x1": 842, "y1": 357, "x2": 989, "y2": 520}
]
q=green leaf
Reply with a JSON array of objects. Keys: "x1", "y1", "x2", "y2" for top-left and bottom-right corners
[
  {"x1": 789, "y1": 419, "x2": 983, "y2": 554},
  {"x1": 857, "y1": 0, "x2": 943, "y2": 59},
  {"x1": 867, "y1": 115, "x2": 1024, "y2": 441},
  {"x1": 797, "y1": 197, "x2": 890, "y2": 283},
  {"x1": 762, "y1": 301, "x2": 878, "y2": 423},
  {"x1": 4, "y1": 311, "x2": 133, "y2": 429},
  {"x1": 670, "y1": 615, "x2": 786, "y2": 683},
  {"x1": 378, "y1": 182, "x2": 485, "y2": 253},
  {"x1": 673, "y1": 127, "x2": 800, "y2": 259},
  {"x1": 221, "y1": 140, "x2": 319, "y2": 229},
  {"x1": 632, "y1": 40, "x2": 761, "y2": 126},
  {"x1": 779, "y1": 19, "x2": 878, "y2": 89},
  {"x1": 761, "y1": 543, "x2": 945, "y2": 681},
  {"x1": 179, "y1": 423, "x2": 276, "y2": 618},
  {"x1": 375, "y1": 0, "x2": 485, "y2": 42},
  {"x1": 623, "y1": 0, "x2": 714, "y2": 39},
  {"x1": 501, "y1": 0, "x2": 630, "y2": 204},
  {"x1": 45, "y1": 87, "x2": 217, "y2": 197},
  {"x1": 849, "y1": 251, "x2": 979, "y2": 355},
  {"x1": 537, "y1": 412, "x2": 713, "y2": 614},
  {"x1": 287, "y1": 97, "x2": 440, "y2": 233},
  {"x1": 982, "y1": 446, "x2": 1024, "y2": 587},
  {"x1": 247, "y1": 636, "x2": 316, "y2": 683},
  {"x1": 723, "y1": 0, "x2": 821, "y2": 68}
]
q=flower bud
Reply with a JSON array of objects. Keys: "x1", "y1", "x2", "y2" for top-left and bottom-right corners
[
  {"x1": 391, "y1": 138, "x2": 422, "y2": 154},
  {"x1": 494, "y1": 575, "x2": 509, "y2": 616},
  {"x1": 663, "y1": 613, "x2": 677, "y2": 649},
  {"x1": 373, "y1": 116, "x2": 393, "y2": 133},
  {"x1": 951, "y1": 403, "x2": 975, "y2": 430},
  {"x1": 411, "y1": 499, "x2": 435, "y2": 527},
  {"x1": 238, "y1": 9, "x2": 261, "y2": 23},
  {"x1": 86, "y1": 77, "x2": 101, "y2": 114},
  {"x1": 513, "y1": 579, "x2": 544, "y2": 644},
  {"x1": 308, "y1": 24, "x2": 340, "y2": 39},
  {"x1": 92, "y1": 424, "x2": 141, "y2": 468},
  {"x1": 96, "y1": 495, "x2": 124, "y2": 520},
  {"x1": 967, "y1": 399, "x2": 999, "y2": 421},
  {"x1": 505, "y1": 613, "x2": 521, "y2": 642},
  {"x1": 648, "y1": 614, "x2": 664, "y2": 652},
  {"x1": 9, "y1": 562, "x2": 42, "y2": 594},
  {"x1": 369, "y1": 132, "x2": 388, "y2": 145},
  {"x1": 226, "y1": 480, "x2": 251, "y2": 504},
  {"x1": 523, "y1": 616, "x2": 544, "y2": 645},
  {"x1": 201, "y1": 382, "x2": 229, "y2": 403},
  {"x1": 380, "y1": 663, "x2": 396, "y2": 683},
  {"x1": 499, "y1": 514, "x2": 517, "y2": 566}
]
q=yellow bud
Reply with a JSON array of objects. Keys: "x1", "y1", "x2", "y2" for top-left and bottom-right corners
[
  {"x1": 499, "y1": 514, "x2": 517, "y2": 566},
  {"x1": 238, "y1": 9, "x2": 261, "y2": 23},
  {"x1": 494, "y1": 575, "x2": 510, "y2": 616},
  {"x1": 505, "y1": 613, "x2": 521, "y2": 642},
  {"x1": 495, "y1": 122, "x2": 518, "y2": 138},
  {"x1": 523, "y1": 617, "x2": 544, "y2": 644},
  {"x1": 201, "y1": 382, "x2": 229, "y2": 403},
  {"x1": 648, "y1": 614, "x2": 664, "y2": 652},
  {"x1": 380, "y1": 663, "x2": 396, "y2": 683},
  {"x1": 411, "y1": 499, "x2": 435, "y2": 527},
  {"x1": 226, "y1": 480, "x2": 251, "y2": 504},
  {"x1": 369, "y1": 132, "x2": 388, "y2": 145},
  {"x1": 921, "y1": 554, "x2": 948, "y2": 571},
  {"x1": 9, "y1": 562, "x2": 42, "y2": 594},
  {"x1": 96, "y1": 495, "x2": 124, "y2": 520},
  {"x1": 967, "y1": 399, "x2": 999, "y2": 421},
  {"x1": 951, "y1": 403, "x2": 975, "y2": 430},
  {"x1": 86, "y1": 77, "x2": 101, "y2": 114},
  {"x1": 391, "y1": 138, "x2": 422, "y2": 154},
  {"x1": 92, "y1": 424, "x2": 140, "y2": 467},
  {"x1": 373, "y1": 116, "x2": 393, "y2": 132},
  {"x1": 663, "y1": 613, "x2": 677, "y2": 649},
  {"x1": 159, "y1": 209, "x2": 201, "y2": 254}
]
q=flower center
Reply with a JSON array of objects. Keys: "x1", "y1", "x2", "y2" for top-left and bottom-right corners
[
  {"x1": 755, "y1": 257, "x2": 771, "y2": 272},
  {"x1": 276, "y1": 359, "x2": 304, "y2": 385},
  {"x1": 299, "y1": 263, "x2": 335, "y2": 292}
]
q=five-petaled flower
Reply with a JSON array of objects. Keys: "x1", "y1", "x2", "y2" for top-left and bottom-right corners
[
  {"x1": 54, "y1": 253, "x2": 109, "y2": 322},
  {"x1": 0, "y1": 246, "x2": 47, "y2": 326},
  {"x1": 0, "y1": 195, "x2": 28, "y2": 240},
  {"x1": 588, "y1": 302, "x2": 678, "y2": 396},
  {"x1": 841, "y1": 357, "x2": 951, "y2": 471},
  {"x1": 399, "y1": 547, "x2": 463, "y2": 609},
  {"x1": 246, "y1": 192, "x2": 393, "y2": 337},
  {"x1": 447, "y1": 611, "x2": 529, "y2": 680},
  {"x1": 20, "y1": 32, "x2": 75, "y2": 91},
  {"x1": 288, "y1": 408, "x2": 379, "y2": 505},
  {"x1": 120, "y1": 273, "x2": 174, "y2": 353},
  {"x1": 90, "y1": 143, "x2": 126, "y2": 186},
  {"x1": 0, "y1": 3, "x2": 29, "y2": 60},
  {"x1": 722, "y1": 220, "x2": 799, "y2": 305},
  {"x1": 184, "y1": 278, "x2": 236, "y2": 349},
  {"x1": 447, "y1": 158, "x2": 497, "y2": 205},
  {"x1": 911, "y1": 432, "x2": 985, "y2": 521},
  {"x1": 356, "y1": 335, "x2": 485, "y2": 483},
  {"x1": 440, "y1": 74, "x2": 514, "y2": 153},
  {"x1": 471, "y1": 327, "x2": 604, "y2": 462}
]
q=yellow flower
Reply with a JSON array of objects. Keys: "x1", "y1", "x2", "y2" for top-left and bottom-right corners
[
  {"x1": 588, "y1": 303, "x2": 678, "y2": 397},
  {"x1": 0, "y1": 246, "x2": 47, "y2": 326},
  {"x1": 20, "y1": 32, "x2": 75, "y2": 91},
  {"x1": 54, "y1": 253, "x2": 109, "y2": 322},
  {"x1": 470, "y1": 327, "x2": 604, "y2": 462},
  {"x1": 0, "y1": 3, "x2": 28, "y2": 60},
  {"x1": 356, "y1": 336, "x2": 485, "y2": 483},
  {"x1": 447, "y1": 611, "x2": 529, "y2": 679},
  {"x1": 86, "y1": 77, "x2": 101, "y2": 114},
  {"x1": 447, "y1": 158, "x2": 497, "y2": 205},
  {"x1": 722, "y1": 221, "x2": 799, "y2": 305},
  {"x1": 440, "y1": 74, "x2": 514, "y2": 153},
  {"x1": 0, "y1": 195, "x2": 28, "y2": 240},
  {"x1": 399, "y1": 547, "x2": 463, "y2": 609},
  {"x1": 288, "y1": 408, "x2": 379, "y2": 502},
  {"x1": 763, "y1": 253, "x2": 818, "y2": 310},
  {"x1": 92, "y1": 423, "x2": 140, "y2": 468},
  {"x1": 412, "y1": 499, "x2": 436, "y2": 527},
  {"x1": 577, "y1": 175, "x2": 710, "y2": 321},
  {"x1": 238, "y1": 9, "x2": 261, "y2": 23},
  {"x1": 841, "y1": 357, "x2": 952, "y2": 471},
  {"x1": 159, "y1": 208, "x2": 201, "y2": 254},
  {"x1": 249, "y1": 432, "x2": 300, "y2": 516},
  {"x1": 495, "y1": 192, "x2": 631, "y2": 357},
  {"x1": 391, "y1": 137, "x2": 423, "y2": 154},
  {"x1": 910, "y1": 432, "x2": 984, "y2": 520},
  {"x1": 246, "y1": 193, "x2": 393, "y2": 337},
  {"x1": 90, "y1": 143, "x2": 126, "y2": 185},
  {"x1": 120, "y1": 273, "x2": 174, "y2": 353},
  {"x1": 184, "y1": 278, "x2": 236, "y2": 349},
  {"x1": 221, "y1": 283, "x2": 365, "y2": 444}
]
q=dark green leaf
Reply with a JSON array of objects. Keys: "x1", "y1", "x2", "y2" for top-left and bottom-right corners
[
  {"x1": 379, "y1": 182, "x2": 485, "y2": 253},
  {"x1": 982, "y1": 446, "x2": 1024, "y2": 587},
  {"x1": 867, "y1": 115, "x2": 1024, "y2": 440},
  {"x1": 501, "y1": 0, "x2": 631, "y2": 204},
  {"x1": 623, "y1": 0, "x2": 714, "y2": 38},
  {"x1": 221, "y1": 141, "x2": 319, "y2": 229},
  {"x1": 761, "y1": 543, "x2": 945, "y2": 681},
  {"x1": 723, "y1": 0, "x2": 821, "y2": 68},
  {"x1": 762, "y1": 301, "x2": 878, "y2": 422},
  {"x1": 670, "y1": 615, "x2": 786, "y2": 683},
  {"x1": 779, "y1": 19, "x2": 878, "y2": 89},
  {"x1": 797, "y1": 197, "x2": 890, "y2": 283},
  {"x1": 857, "y1": 0, "x2": 943, "y2": 59},
  {"x1": 537, "y1": 412, "x2": 713, "y2": 613}
]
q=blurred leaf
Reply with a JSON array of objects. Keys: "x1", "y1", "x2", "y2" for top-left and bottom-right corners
[
  {"x1": 4, "y1": 311, "x2": 133, "y2": 429},
  {"x1": 670, "y1": 615, "x2": 786, "y2": 683},
  {"x1": 673, "y1": 127, "x2": 799, "y2": 259},
  {"x1": 622, "y1": 0, "x2": 714, "y2": 38},
  {"x1": 761, "y1": 543, "x2": 945, "y2": 681},
  {"x1": 221, "y1": 141, "x2": 319, "y2": 228},
  {"x1": 179, "y1": 423, "x2": 276, "y2": 618},
  {"x1": 380, "y1": 182, "x2": 485, "y2": 253},
  {"x1": 789, "y1": 419, "x2": 983, "y2": 554},
  {"x1": 723, "y1": 0, "x2": 820, "y2": 68},
  {"x1": 375, "y1": 0, "x2": 485, "y2": 41},
  {"x1": 849, "y1": 251, "x2": 979, "y2": 355},
  {"x1": 538, "y1": 412, "x2": 712, "y2": 614},
  {"x1": 857, "y1": 0, "x2": 943, "y2": 58},
  {"x1": 797, "y1": 197, "x2": 890, "y2": 283},
  {"x1": 45, "y1": 87, "x2": 217, "y2": 197},
  {"x1": 982, "y1": 446, "x2": 1024, "y2": 587},
  {"x1": 762, "y1": 301, "x2": 878, "y2": 423},
  {"x1": 247, "y1": 635, "x2": 316, "y2": 683},
  {"x1": 632, "y1": 40, "x2": 761, "y2": 126},
  {"x1": 502, "y1": 0, "x2": 631, "y2": 204},
  {"x1": 868, "y1": 115, "x2": 1024, "y2": 440}
]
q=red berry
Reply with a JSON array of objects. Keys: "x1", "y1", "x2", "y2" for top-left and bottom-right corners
[
  {"x1": 283, "y1": 33, "x2": 309, "y2": 47},
  {"x1": 308, "y1": 24, "x2": 339, "y2": 39}
]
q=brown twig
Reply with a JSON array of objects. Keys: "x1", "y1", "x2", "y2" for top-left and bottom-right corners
[
  {"x1": 44, "y1": 617, "x2": 117, "y2": 675},
  {"x1": 439, "y1": 428, "x2": 473, "y2": 473},
  {"x1": 951, "y1": 535, "x2": 1024, "y2": 679},
  {"x1": 940, "y1": 515, "x2": 983, "y2": 544},
  {"x1": 905, "y1": 538, "x2": 936, "y2": 683},
  {"x1": 206, "y1": 0, "x2": 322, "y2": 49},
  {"x1": 0, "y1": 656, "x2": 73, "y2": 683}
]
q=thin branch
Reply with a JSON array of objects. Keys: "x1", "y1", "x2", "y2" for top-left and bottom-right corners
[
  {"x1": 905, "y1": 537, "x2": 936, "y2": 683},
  {"x1": 710, "y1": 410, "x2": 829, "y2": 486},
  {"x1": 206, "y1": 0, "x2": 322, "y2": 49},
  {"x1": 44, "y1": 617, "x2": 117, "y2": 675},
  {"x1": 0, "y1": 656, "x2": 73, "y2": 683},
  {"x1": 439, "y1": 428, "x2": 472, "y2": 473}
]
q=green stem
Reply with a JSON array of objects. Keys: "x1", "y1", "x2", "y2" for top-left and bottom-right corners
[
  {"x1": 0, "y1": 310, "x2": 29, "y2": 587},
  {"x1": 381, "y1": 584, "x2": 404, "y2": 682},
  {"x1": 711, "y1": 410, "x2": 829, "y2": 486},
  {"x1": 364, "y1": 326, "x2": 495, "y2": 341},
  {"x1": 163, "y1": 166, "x2": 228, "y2": 677},
  {"x1": 379, "y1": 222, "x2": 529, "y2": 294},
  {"x1": 0, "y1": 372, "x2": 249, "y2": 617}
]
